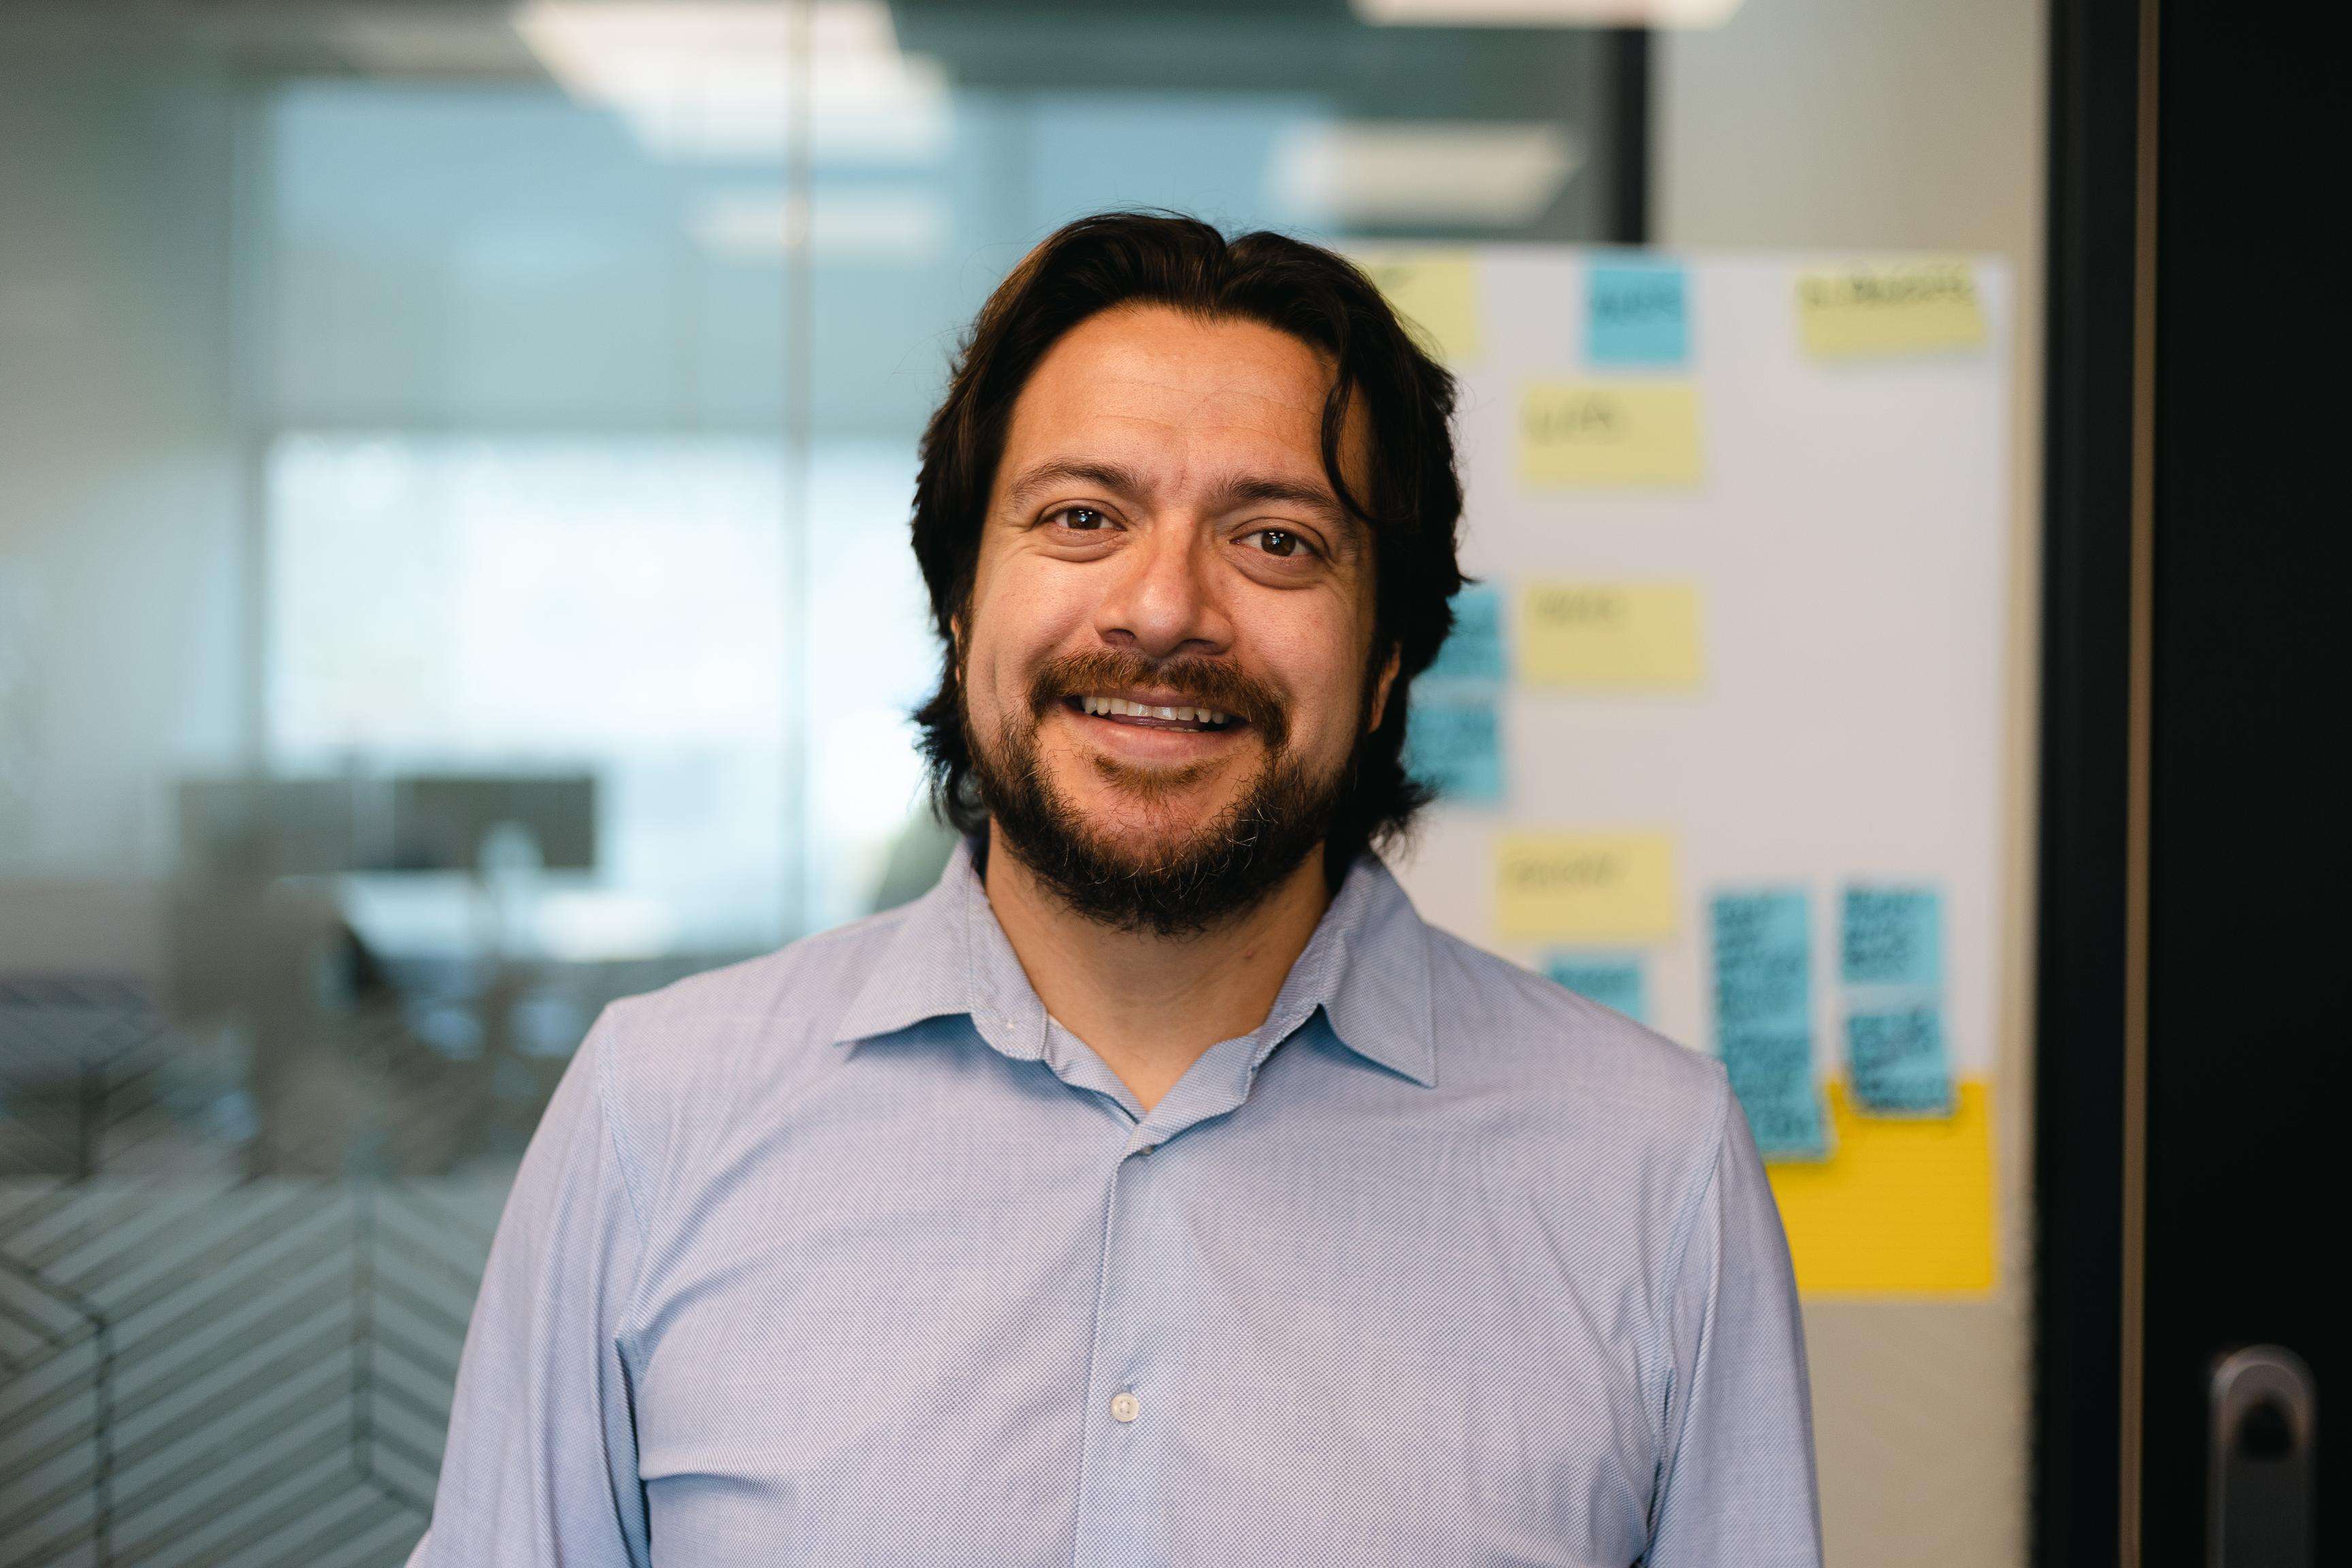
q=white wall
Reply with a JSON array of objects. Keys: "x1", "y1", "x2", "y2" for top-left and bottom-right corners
[{"x1": 1657, "y1": 1, "x2": 2046, "y2": 1563}]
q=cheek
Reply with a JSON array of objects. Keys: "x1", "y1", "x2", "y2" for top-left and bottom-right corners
[
  {"x1": 964, "y1": 568, "x2": 1091, "y2": 718},
  {"x1": 1256, "y1": 600, "x2": 1375, "y2": 749}
]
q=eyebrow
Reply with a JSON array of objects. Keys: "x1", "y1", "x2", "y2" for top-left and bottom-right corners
[
  {"x1": 1205, "y1": 474, "x2": 1350, "y2": 530},
  {"x1": 1001, "y1": 459, "x2": 1151, "y2": 511}
]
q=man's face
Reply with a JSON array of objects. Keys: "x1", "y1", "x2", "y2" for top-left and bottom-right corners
[{"x1": 958, "y1": 304, "x2": 1393, "y2": 930}]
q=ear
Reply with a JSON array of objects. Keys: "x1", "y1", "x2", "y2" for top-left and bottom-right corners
[{"x1": 1367, "y1": 644, "x2": 1403, "y2": 732}]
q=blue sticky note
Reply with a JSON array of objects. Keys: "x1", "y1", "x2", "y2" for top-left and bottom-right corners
[
  {"x1": 1710, "y1": 888, "x2": 1812, "y2": 1031},
  {"x1": 1841, "y1": 885, "x2": 1944, "y2": 988},
  {"x1": 1711, "y1": 887, "x2": 1824, "y2": 1159},
  {"x1": 1722, "y1": 1025, "x2": 1830, "y2": 1160},
  {"x1": 1546, "y1": 955, "x2": 1647, "y2": 1024},
  {"x1": 1587, "y1": 261, "x2": 1690, "y2": 368},
  {"x1": 1407, "y1": 693, "x2": 1503, "y2": 806},
  {"x1": 1846, "y1": 1005, "x2": 1955, "y2": 1115},
  {"x1": 1424, "y1": 582, "x2": 1506, "y2": 685}
]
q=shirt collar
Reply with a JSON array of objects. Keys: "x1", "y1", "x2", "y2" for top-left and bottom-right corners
[{"x1": 830, "y1": 836, "x2": 1439, "y2": 1089}]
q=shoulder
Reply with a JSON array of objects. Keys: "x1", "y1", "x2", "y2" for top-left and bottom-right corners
[
  {"x1": 602, "y1": 904, "x2": 916, "y2": 1056},
  {"x1": 1420, "y1": 926, "x2": 1732, "y2": 1186},
  {"x1": 1426, "y1": 928, "x2": 1727, "y2": 1113},
  {"x1": 586, "y1": 904, "x2": 924, "y2": 1180}
]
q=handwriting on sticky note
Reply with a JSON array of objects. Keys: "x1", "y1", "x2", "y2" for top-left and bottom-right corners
[
  {"x1": 1516, "y1": 582, "x2": 1703, "y2": 688},
  {"x1": 1495, "y1": 832, "x2": 1677, "y2": 942},
  {"x1": 1407, "y1": 694, "x2": 1503, "y2": 807},
  {"x1": 1845, "y1": 1005, "x2": 1955, "y2": 1116},
  {"x1": 1424, "y1": 581, "x2": 1507, "y2": 685},
  {"x1": 1797, "y1": 260, "x2": 1986, "y2": 357},
  {"x1": 1724, "y1": 1026, "x2": 1831, "y2": 1161},
  {"x1": 1711, "y1": 888, "x2": 1813, "y2": 1031},
  {"x1": 1841, "y1": 885, "x2": 1944, "y2": 988},
  {"x1": 1587, "y1": 261, "x2": 1689, "y2": 367},
  {"x1": 1711, "y1": 887, "x2": 1826, "y2": 1160},
  {"x1": 1353, "y1": 248, "x2": 1481, "y2": 365},
  {"x1": 1546, "y1": 955, "x2": 1648, "y2": 1024},
  {"x1": 1518, "y1": 381, "x2": 1703, "y2": 487}
]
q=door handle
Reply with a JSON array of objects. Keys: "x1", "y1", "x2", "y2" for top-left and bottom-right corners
[{"x1": 2207, "y1": 1344, "x2": 2316, "y2": 1568}]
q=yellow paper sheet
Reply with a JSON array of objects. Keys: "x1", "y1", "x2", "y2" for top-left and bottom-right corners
[
  {"x1": 1517, "y1": 581, "x2": 1704, "y2": 688},
  {"x1": 1352, "y1": 248, "x2": 1481, "y2": 365},
  {"x1": 1796, "y1": 260, "x2": 1987, "y2": 357},
  {"x1": 1767, "y1": 1079, "x2": 1997, "y2": 1296},
  {"x1": 1518, "y1": 380, "x2": 1703, "y2": 488},
  {"x1": 1494, "y1": 832, "x2": 1678, "y2": 943}
]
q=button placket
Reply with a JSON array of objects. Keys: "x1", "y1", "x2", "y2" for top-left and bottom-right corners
[{"x1": 1071, "y1": 1138, "x2": 1174, "y2": 1566}]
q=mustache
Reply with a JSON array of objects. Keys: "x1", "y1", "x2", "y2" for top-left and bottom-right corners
[{"x1": 1026, "y1": 650, "x2": 1289, "y2": 747}]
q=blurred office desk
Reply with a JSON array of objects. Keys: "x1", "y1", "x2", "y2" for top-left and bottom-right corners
[{"x1": 330, "y1": 872, "x2": 756, "y2": 1168}]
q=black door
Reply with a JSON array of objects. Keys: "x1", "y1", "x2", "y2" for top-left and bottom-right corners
[{"x1": 2040, "y1": 2, "x2": 2343, "y2": 1563}]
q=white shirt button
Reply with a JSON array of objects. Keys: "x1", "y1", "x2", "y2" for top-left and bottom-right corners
[{"x1": 1109, "y1": 1390, "x2": 1141, "y2": 1423}]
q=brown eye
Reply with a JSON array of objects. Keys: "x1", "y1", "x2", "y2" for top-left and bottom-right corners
[
  {"x1": 1058, "y1": 506, "x2": 1107, "y2": 531},
  {"x1": 1249, "y1": 528, "x2": 1305, "y2": 558}
]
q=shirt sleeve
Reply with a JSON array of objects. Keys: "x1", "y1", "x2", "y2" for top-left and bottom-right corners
[
  {"x1": 1645, "y1": 1078, "x2": 1824, "y2": 1568},
  {"x1": 407, "y1": 1012, "x2": 651, "y2": 1567}
]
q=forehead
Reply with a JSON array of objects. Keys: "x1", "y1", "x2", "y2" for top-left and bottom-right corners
[{"x1": 998, "y1": 305, "x2": 1343, "y2": 481}]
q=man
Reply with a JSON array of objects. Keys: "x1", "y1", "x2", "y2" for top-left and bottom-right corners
[{"x1": 412, "y1": 214, "x2": 1820, "y2": 1566}]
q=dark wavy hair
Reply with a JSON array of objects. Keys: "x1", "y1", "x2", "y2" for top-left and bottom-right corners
[{"x1": 910, "y1": 212, "x2": 1466, "y2": 873}]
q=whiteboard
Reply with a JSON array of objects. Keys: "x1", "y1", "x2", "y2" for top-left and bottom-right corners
[{"x1": 1382, "y1": 248, "x2": 2012, "y2": 1292}]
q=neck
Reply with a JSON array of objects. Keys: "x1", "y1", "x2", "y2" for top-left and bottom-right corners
[{"x1": 981, "y1": 826, "x2": 1335, "y2": 1113}]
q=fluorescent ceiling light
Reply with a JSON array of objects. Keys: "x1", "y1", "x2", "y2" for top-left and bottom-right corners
[
  {"x1": 1353, "y1": 0, "x2": 1746, "y2": 26},
  {"x1": 690, "y1": 190, "x2": 948, "y2": 261},
  {"x1": 1270, "y1": 121, "x2": 1581, "y2": 228},
  {"x1": 512, "y1": 1, "x2": 947, "y2": 163}
]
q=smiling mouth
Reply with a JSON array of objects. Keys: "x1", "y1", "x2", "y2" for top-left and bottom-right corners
[{"x1": 1066, "y1": 693, "x2": 1243, "y2": 733}]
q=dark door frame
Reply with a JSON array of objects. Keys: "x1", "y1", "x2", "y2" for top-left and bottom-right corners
[{"x1": 2035, "y1": 0, "x2": 2149, "y2": 1561}]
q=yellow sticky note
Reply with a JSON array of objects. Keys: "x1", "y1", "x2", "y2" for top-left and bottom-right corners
[
  {"x1": 1517, "y1": 581, "x2": 1704, "y2": 688},
  {"x1": 1518, "y1": 380, "x2": 1703, "y2": 488},
  {"x1": 1352, "y1": 248, "x2": 1481, "y2": 365},
  {"x1": 1796, "y1": 259, "x2": 1987, "y2": 357},
  {"x1": 1494, "y1": 832, "x2": 1678, "y2": 943},
  {"x1": 1767, "y1": 1079, "x2": 1997, "y2": 1296}
]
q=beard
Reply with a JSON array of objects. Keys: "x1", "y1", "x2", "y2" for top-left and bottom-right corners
[{"x1": 962, "y1": 648, "x2": 1359, "y2": 936}]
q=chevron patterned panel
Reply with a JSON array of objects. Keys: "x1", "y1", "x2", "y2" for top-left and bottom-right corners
[{"x1": 0, "y1": 1178, "x2": 506, "y2": 1568}]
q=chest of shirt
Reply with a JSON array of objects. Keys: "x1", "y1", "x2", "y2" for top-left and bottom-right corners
[{"x1": 618, "y1": 1056, "x2": 1670, "y2": 1567}]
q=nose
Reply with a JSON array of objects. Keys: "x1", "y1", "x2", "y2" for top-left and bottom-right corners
[{"x1": 1091, "y1": 522, "x2": 1233, "y2": 660}]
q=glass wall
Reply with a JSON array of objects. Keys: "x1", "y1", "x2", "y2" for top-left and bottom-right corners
[
  {"x1": 1, "y1": 5, "x2": 1625, "y2": 1563},
  {"x1": 1, "y1": 2, "x2": 2041, "y2": 1564}
]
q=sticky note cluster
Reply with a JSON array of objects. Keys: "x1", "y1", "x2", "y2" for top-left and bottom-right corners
[
  {"x1": 1797, "y1": 260, "x2": 1985, "y2": 358},
  {"x1": 1711, "y1": 888, "x2": 1828, "y2": 1161},
  {"x1": 1840, "y1": 885, "x2": 1954, "y2": 1115},
  {"x1": 1409, "y1": 583, "x2": 1508, "y2": 807}
]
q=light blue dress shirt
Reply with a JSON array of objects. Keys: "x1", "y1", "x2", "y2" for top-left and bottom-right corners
[{"x1": 411, "y1": 843, "x2": 1820, "y2": 1566}]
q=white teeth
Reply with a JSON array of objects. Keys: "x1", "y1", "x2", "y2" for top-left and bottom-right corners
[{"x1": 1077, "y1": 693, "x2": 1233, "y2": 727}]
